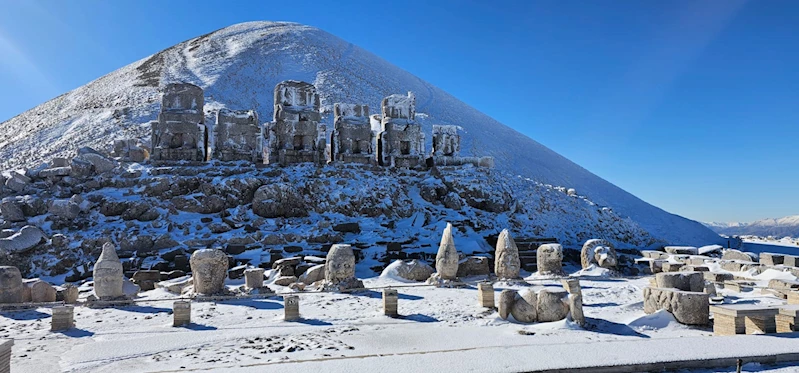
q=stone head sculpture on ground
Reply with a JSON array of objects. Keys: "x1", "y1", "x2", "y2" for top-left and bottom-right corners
[
  {"x1": 189, "y1": 249, "x2": 229, "y2": 295},
  {"x1": 93, "y1": 242, "x2": 124, "y2": 300},
  {"x1": 580, "y1": 239, "x2": 618, "y2": 269}
]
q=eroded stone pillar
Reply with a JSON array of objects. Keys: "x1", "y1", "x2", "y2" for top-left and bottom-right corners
[{"x1": 477, "y1": 282, "x2": 495, "y2": 308}]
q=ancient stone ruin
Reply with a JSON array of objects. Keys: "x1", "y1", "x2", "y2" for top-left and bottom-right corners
[
  {"x1": 189, "y1": 249, "x2": 229, "y2": 295},
  {"x1": 93, "y1": 243, "x2": 124, "y2": 300},
  {"x1": 264, "y1": 81, "x2": 326, "y2": 166},
  {"x1": 427, "y1": 223, "x2": 461, "y2": 286},
  {"x1": 376, "y1": 92, "x2": 424, "y2": 167},
  {"x1": 213, "y1": 109, "x2": 261, "y2": 162},
  {"x1": 498, "y1": 284, "x2": 577, "y2": 324},
  {"x1": 331, "y1": 104, "x2": 374, "y2": 164},
  {"x1": 580, "y1": 239, "x2": 618, "y2": 270},
  {"x1": 494, "y1": 229, "x2": 521, "y2": 280},
  {"x1": 537, "y1": 243, "x2": 565, "y2": 276},
  {"x1": 321, "y1": 244, "x2": 363, "y2": 291},
  {"x1": 151, "y1": 83, "x2": 206, "y2": 162},
  {"x1": 429, "y1": 125, "x2": 494, "y2": 168},
  {"x1": 643, "y1": 272, "x2": 709, "y2": 325}
]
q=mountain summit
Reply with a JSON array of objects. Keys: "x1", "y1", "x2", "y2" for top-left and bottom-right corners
[{"x1": 0, "y1": 21, "x2": 720, "y2": 245}]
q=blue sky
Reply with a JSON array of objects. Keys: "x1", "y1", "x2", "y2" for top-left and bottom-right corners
[{"x1": 0, "y1": 0, "x2": 797, "y2": 223}]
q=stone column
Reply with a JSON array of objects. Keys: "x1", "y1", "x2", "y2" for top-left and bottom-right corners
[
  {"x1": 244, "y1": 268, "x2": 265, "y2": 289},
  {"x1": 0, "y1": 339, "x2": 11, "y2": 373},
  {"x1": 477, "y1": 282, "x2": 494, "y2": 308},
  {"x1": 383, "y1": 289, "x2": 398, "y2": 317},
  {"x1": 173, "y1": 301, "x2": 191, "y2": 327},
  {"x1": 561, "y1": 278, "x2": 585, "y2": 326},
  {"x1": 284, "y1": 295, "x2": 299, "y2": 321},
  {"x1": 51, "y1": 306, "x2": 74, "y2": 331}
]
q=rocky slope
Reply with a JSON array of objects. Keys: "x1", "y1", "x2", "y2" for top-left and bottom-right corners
[
  {"x1": 0, "y1": 21, "x2": 721, "y2": 246},
  {"x1": 0, "y1": 153, "x2": 655, "y2": 280}
]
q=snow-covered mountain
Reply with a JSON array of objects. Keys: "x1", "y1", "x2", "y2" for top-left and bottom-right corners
[
  {"x1": 705, "y1": 216, "x2": 799, "y2": 238},
  {"x1": 0, "y1": 21, "x2": 721, "y2": 246}
]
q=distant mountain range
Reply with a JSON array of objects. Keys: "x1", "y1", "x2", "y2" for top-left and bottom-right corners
[{"x1": 704, "y1": 216, "x2": 799, "y2": 238}]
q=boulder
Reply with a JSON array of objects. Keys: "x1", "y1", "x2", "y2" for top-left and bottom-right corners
[
  {"x1": 655, "y1": 272, "x2": 705, "y2": 292},
  {"x1": 643, "y1": 287, "x2": 709, "y2": 325},
  {"x1": 536, "y1": 288, "x2": 570, "y2": 322},
  {"x1": 28, "y1": 280, "x2": 57, "y2": 303},
  {"x1": 580, "y1": 239, "x2": 618, "y2": 269},
  {"x1": 273, "y1": 276, "x2": 298, "y2": 286},
  {"x1": 392, "y1": 260, "x2": 434, "y2": 282},
  {"x1": 299, "y1": 264, "x2": 325, "y2": 284},
  {"x1": 5, "y1": 172, "x2": 31, "y2": 192},
  {"x1": 433, "y1": 223, "x2": 459, "y2": 280},
  {"x1": 189, "y1": 249, "x2": 229, "y2": 295},
  {"x1": 494, "y1": 229, "x2": 521, "y2": 279},
  {"x1": 132, "y1": 270, "x2": 161, "y2": 291},
  {"x1": 93, "y1": 242, "x2": 124, "y2": 299},
  {"x1": 536, "y1": 243, "x2": 564, "y2": 275},
  {"x1": 48, "y1": 195, "x2": 82, "y2": 220},
  {"x1": 156, "y1": 276, "x2": 193, "y2": 294},
  {"x1": 664, "y1": 246, "x2": 698, "y2": 255},
  {"x1": 721, "y1": 249, "x2": 757, "y2": 262},
  {"x1": 70, "y1": 157, "x2": 95, "y2": 178},
  {"x1": 498, "y1": 289, "x2": 516, "y2": 320},
  {"x1": 0, "y1": 225, "x2": 46, "y2": 254},
  {"x1": 510, "y1": 289, "x2": 538, "y2": 323},
  {"x1": 0, "y1": 266, "x2": 23, "y2": 304},
  {"x1": 76, "y1": 152, "x2": 117, "y2": 173},
  {"x1": 456, "y1": 256, "x2": 490, "y2": 277},
  {"x1": 38, "y1": 167, "x2": 71, "y2": 178},
  {"x1": 252, "y1": 183, "x2": 308, "y2": 218},
  {"x1": 0, "y1": 197, "x2": 25, "y2": 222}
]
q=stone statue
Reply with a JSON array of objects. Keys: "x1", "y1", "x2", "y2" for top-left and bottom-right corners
[
  {"x1": 93, "y1": 242, "x2": 124, "y2": 300},
  {"x1": 536, "y1": 243, "x2": 565, "y2": 275},
  {"x1": 580, "y1": 239, "x2": 618, "y2": 269},
  {"x1": 435, "y1": 223, "x2": 459, "y2": 280},
  {"x1": 189, "y1": 249, "x2": 228, "y2": 295},
  {"x1": 0, "y1": 266, "x2": 23, "y2": 304},
  {"x1": 322, "y1": 244, "x2": 363, "y2": 291},
  {"x1": 494, "y1": 229, "x2": 521, "y2": 279}
]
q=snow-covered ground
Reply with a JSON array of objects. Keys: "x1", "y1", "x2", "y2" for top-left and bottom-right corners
[
  {"x1": 3, "y1": 267, "x2": 796, "y2": 373},
  {"x1": 705, "y1": 216, "x2": 799, "y2": 239}
]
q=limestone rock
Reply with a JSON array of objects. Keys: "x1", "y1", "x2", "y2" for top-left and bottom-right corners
[
  {"x1": 580, "y1": 239, "x2": 618, "y2": 269},
  {"x1": 722, "y1": 249, "x2": 758, "y2": 262},
  {"x1": 664, "y1": 246, "x2": 698, "y2": 255},
  {"x1": 189, "y1": 249, "x2": 229, "y2": 295},
  {"x1": 252, "y1": 183, "x2": 308, "y2": 218},
  {"x1": 244, "y1": 268, "x2": 265, "y2": 289},
  {"x1": 5, "y1": 172, "x2": 31, "y2": 192},
  {"x1": 57, "y1": 284, "x2": 79, "y2": 304},
  {"x1": 273, "y1": 276, "x2": 298, "y2": 286},
  {"x1": 434, "y1": 223, "x2": 459, "y2": 280},
  {"x1": 132, "y1": 270, "x2": 161, "y2": 291},
  {"x1": 0, "y1": 266, "x2": 23, "y2": 304},
  {"x1": 536, "y1": 243, "x2": 564, "y2": 275},
  {"x1": 29, "y1": 280, "x2": 57, "y2": 303},
  {"x1": 643, "y1": 287, "x2": 709, "y2": 325},
  {"x1": 0, "y1": 225, "x2": 46, "y2": 254},
  {"x1": 93, "y1": 242, "x2": 124, "y2": 299},
  {"x1": 456, "y1": 256, "x2": 490, "y2": 277},
  {"x1": 49, "y1": 195, "x2": 82, "y2": 220},
  {"x1": 498, "y1": 289, "x2": 516, "y2": 320},
  {"x1": 536, "y1": 288, "x2": 570, "y2": 322},
  {"x1": 510, "y1": 289, "x2": 538, "y2": 323},
  {"x1": 157, "y1": 276, "x2": 193, "y2": 294},
  {"x1": 76, "y1": 152, "x2": 118, "y2": 174},
  {"x1": 655, "y1": 272, "x2": 705, "y2": 292},
  {"x1": 392, "y1": 260, "x2": 434, "y2": 282},
  {"x1": 298, "y1": 264, "x2": 325, "y2": 284},
  {"x1": 494, "y1": 229, "x2": 520, "y2": 279}
]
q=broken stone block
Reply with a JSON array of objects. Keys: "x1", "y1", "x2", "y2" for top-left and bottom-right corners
[
  {"x1": 536, "y1": 243, "x2": 564, "y2": 276},
  {"x1": 477, "y1": 282, "x2": 495, "y2": 308},
  {"x1": 721, "y1": 249, "x2": 757, "y2": 262},
  {"x1": 331, "y1": 103, "x2": 374, "y2": 164},
  {"x1": 252, "y1": 183, "x2": 308, "y2": 218},
  {"x1": 456, "y1": 256, "x2": 490, "y2": 277},
  {"x1": 29, "y1": 280, "x2": 56, "y2": 303},
  {"x1": 213, "y1": 109, "x2": 260, "y2": 162},
  {"x1": 655, "y1": 272, "x2": 705, "y2": 292},
  {"x1": 498, "y1": 289, "x2": 516, "y2": 320},
  {"x1": 298, "y1": 264, "x2": 325, "y2": 284},
  {"x1": 377, "y1": 92, "x2": 424, "y2": 167},
  {"x1": 244, "y1": 268, "x2": 265, "y2": 289},
  {"x1": 48, "y1": 195, "x2": 82, "y2": 220},
  {"x1": 760, "y1": 252, "x2": 785, "y2": 266},
  {"x1": 664, "y1": 246, "x2": 698, "y2": 255},
  {"x1": 132, "y1": 270, "x2": 161, "y2": 291},
  {"x1": 710, "y1": 305, "x2": 779, "y2": 335},
  {"x1": 643, "y1": 287, "x2": 709, "y2": 325},
  {"x1": 0, "y1": 266, "x2": 23, "y2": 304},
  {"x1": 0, "y1": 197, "x2": 25, "y2": 222},
  {"x1": 0, "y1": 225, "x2": 46, "y2": 254},
  {"x1": 389, "y1": 260, "x2": 433, "y2": 282},
  {"x1": 511, "y1": 289, "x2": 538, "y2": 323},
  {"x1": 536, "y1": 288, "x2": 569, "y2": 322},
  {"x1": 494, "y1": 229, "x2": 521, "y2": 280},
  {"x1": 777, "y1": 305, "x2": 799, "y2": 333}
]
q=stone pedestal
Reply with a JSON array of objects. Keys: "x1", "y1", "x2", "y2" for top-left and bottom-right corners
[
  {"x1": 173, "y1": 301, "x2": 191, "y2": 327},
  {"x1": 244, "y1": 268, "x2": 265, "y2": 289},
  {"x1": 284, "y1": 295, "x2": 299, "y2": 321},
  {"x1": 383, "y1": 289, "x2": 398, "y2": 317},
  {"x1": 51, "y1": 306, "x2": 74, "y2": 331},
  {"x1": 0, "y1": 339, "x2": 11, "y2": 373},
  {"x1": 777, "y1": 306, "x2": 799, "y2": 333},
  {"x1": 711, "y1": 305, "x2": 780, "y2": 335},
  {"x1": 477, "y1": 282, "x2": 494, "y2": 308}
]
